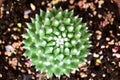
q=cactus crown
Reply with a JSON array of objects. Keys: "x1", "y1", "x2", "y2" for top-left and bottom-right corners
[{"x1": 22, "y1": 7, "x2": 91, "y2": 78}]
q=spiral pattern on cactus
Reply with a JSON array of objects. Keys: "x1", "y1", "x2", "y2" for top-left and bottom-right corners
[{"x1": 22, "y1": 7, "x2": 90, "y2": 78}]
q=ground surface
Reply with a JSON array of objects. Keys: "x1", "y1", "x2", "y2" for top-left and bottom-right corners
[{"x1": 0, "y1": 0, "x2": 120, "y2": 80}]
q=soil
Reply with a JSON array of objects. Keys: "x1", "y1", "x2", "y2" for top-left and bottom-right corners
[{"x1": 0, "y1": 0, "x2": 120, "y2": 80}]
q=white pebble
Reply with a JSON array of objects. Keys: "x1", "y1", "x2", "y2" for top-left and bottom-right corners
[
  {"x1": 5, "y1": 45, "x2": 13, "y2": 52},
  {"x1": 6, "y1": 11, "x2": 9, "y2": 14},
  {"x1": 101, "y1": 45, "x2": 105, "y2": 49},
  {"x1": 24, "y1": 10, "x2": 31, "y2": 15}
]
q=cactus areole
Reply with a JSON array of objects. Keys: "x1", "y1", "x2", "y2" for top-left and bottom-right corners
[{"x1": 22, "y1": 7, "x2": 91, "y2": 78}]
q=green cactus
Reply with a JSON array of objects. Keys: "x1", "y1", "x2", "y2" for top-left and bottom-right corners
[{"x1": 22, "y1": 7, "x2": 91, "y2": 78}]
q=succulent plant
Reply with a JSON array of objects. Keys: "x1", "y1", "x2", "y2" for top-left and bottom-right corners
[{"x1": 22, "y1": 7, "x2": 91, "y2": 78}]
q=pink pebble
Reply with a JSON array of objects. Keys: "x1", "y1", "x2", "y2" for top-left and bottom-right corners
[
  {"x1": 100, "y1": 21, "x2": 103, "y2": 26},
  {"x1": 0, "y1": 51, "x2": 1, "y2": 55},
  {"x1": 112, "y1": 46, "x2": 119, "y2": 53},
  {"x1": 27, "y1": 60, "x2": 31, "y2": 64},
  {"x1": 78, "y1": 1, "x2": 84, "y2": 8},
  {"x1": 114, "y1": 46, "x2": 118, "y2": 50}
]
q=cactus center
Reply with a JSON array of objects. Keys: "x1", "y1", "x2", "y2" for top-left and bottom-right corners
[{"x1": 56, "y1": 36, "x2": 65, "y2": 46}]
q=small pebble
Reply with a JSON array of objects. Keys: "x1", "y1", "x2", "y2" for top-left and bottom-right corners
[
  {"x1": 101, "y1": 45, "x2": 105, "y2": 49},
  {"x1": 105, "y1": 45, "x2": 109, "y2": 48},
  {"x1": 106, "y1": 37, "x2": 110, "y2": 41},
  {"x1": 96, "y1": 35, "x2": 101, "y2": 40},
  {"x1": 4, "y1": 66, "x2": 8, "y2": 70},
  {"x1": 78, "y1": 1, "x2": 84, "y2": 8},
  {"x1": 69, "y1": 0, "x2": 74, "y2": 4},
  {"x1": 99, "y1": 51, "x2": 103, "y2": 55},
  {"x1": 17, "y1": 23, "x2": 22, "y2": 28},
  {"x1": 96, "y1": 30, "x2": 102, "y2": 34},
  {"x1": 0, "y1": 51, "x2": 1, "y2": 55},
  {"x1": 113, "y1": 53, "x2": 120, "y2": 58},
  {"x1": 24, "y1": 10, "x2": 31, "y2": 15},
  {"x1": 119, "y1": 26, "x2": 120, "y2": 29},
  {"x1": 5, "y1": 45, "x2": 13, "y2": 52},
  {"x1": 100, "y1": 55, "x2": 104, "y2": 60},
  {"x1": 108, "y1": 40, "x2": 114, "y2": 45},
  {"x1": 96, "y1": 42, "x2": 99, "y2": 46},
  {"x1": 30, "y1": 3, "x2": 36, "y2": 11},
  {"x1": 21, "y1": 69, "x2": 26, "y2": 73},
  {"x1": 9, "y1": 58, "x2": 18, "y2": 67},
  {"x1": 117, "y1": 33, "x2": 120, "y2": 36},
  {"x1": 0, "y1": 73, "x2": 2, "y2": 78},
  {"x1": 98, "y1": 14, "x2": 102, "y2": 18},
  {"x1": 93, "y1": 53, "x2": 99, "y2": 58},
  {"x1": 24, "y1": 10, "x2": 31, "y2": 19},
  {"x1": 52, "y1": 0, "x2": 59, "y2": 5},
  {"x1": 0, "y1": 7, "x2": 3, "y2": 18},
  {"x1": 27, "y1": 60, "x2": 31, "y2": 67},
  {"x1": 6, "y1": 11, "x2": 9, "y2": 14},
  {"x1": 93, "y1": 11, "x2": 97, "y2": 16},
  {"x1": 98, "y1": 0, "x2": 104, "y2": 8},
  {"x1": 28, "y1": 69, "x2": 32, "y2": 74},
  {"x1": 71, "y1": 69, "x2": 76, "y2": 74},
  {"x1": 36, "y1": 73, "x2": 40, "y2": 79},
  {"x1": 95, "y1": 59, "x2": 102, "y2": 66},
  {"x1": 102, "y1": 74, "x2": 106, "y2": 77},
  {"x1": 80, "y1": 72, "x2": 87, "y2": 78},
  {"x1": 111, "y1": 61, "x2": 116, "y2": 65},
  {"x1": 41, "y1": 1, "x2": 45, "y2": 6},
  {"x1": 24, "y1": 14, "x2": 29, "y2": 19},
  {"x1": 91, "y1": 73, "x2": 96, "y2": 77},
  {"x1": 89, "y1": 78, "x2": 93, "y2": 80},
  {"x1": 112, "y1": 46, "x2": 119, "y2": 53},
  {"x1": 27, "y1": 60, "x2": 31, "y2": 64},
  {"x1": 25, "y1": 60, "x2": 32, "y2": 67},
  {"x1": 118, "y1": 62, "x2": 120, "y2": 67}
]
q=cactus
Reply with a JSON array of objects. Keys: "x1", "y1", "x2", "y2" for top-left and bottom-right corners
[{"x1": 22, "y1": 7, "x2": 91, "y2": 78}]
